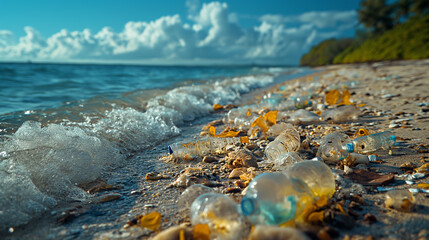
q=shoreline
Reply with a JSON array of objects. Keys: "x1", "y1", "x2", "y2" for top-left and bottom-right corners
[{"x1": 5, "y1": 59, "x2": 429, "y2": 240}]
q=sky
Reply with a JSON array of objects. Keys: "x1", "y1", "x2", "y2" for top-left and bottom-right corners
[{"x1": 0, "y1": 0, "x2": 361, "y2": 65}]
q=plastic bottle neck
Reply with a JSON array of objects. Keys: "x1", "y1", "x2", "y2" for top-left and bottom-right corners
[
  {"x1": 345, "y1": 143, "x2": 354, "y2": 152},
  {"x1": 241, "y1": 197, "x2": 258, "y2": 216}
]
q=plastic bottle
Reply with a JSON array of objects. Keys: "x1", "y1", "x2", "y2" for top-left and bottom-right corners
[
  {"x1": 265, "y1": 126, "x2": 300, "y2": 162},
  {"x1": 190, "y1": 193, "x2": 245, "y2": 240},
  {"x1": 177, "y1": 184, "x2": 214, "y2": 209},
  {"x1": 321, "y1": 105, "x2": 360, "y2": 122},
  {"x1": 283, "y1": 161, "x2": 336, "y2": 207},
  {"x1": 272, "y1": 152, "x2": 303, "y2": 170},
  {"x1": 168, "y1": 137, "x2": 240, "y2": 158},
  {"x1": 347, "y1": 131, "x2": 396, "y2": 153},
  {"x1": 316, "y1": 132, "x2": 353, "y2": 163},
  {"x1": 241, "y1": 161, "x2": 335, "y2": 226},
  {"x1": 385, "y1": 190, "x2": 415, "y2": 212},
  {"x1": 290, "y1": 109, "x2": 320, "y2": 124}
]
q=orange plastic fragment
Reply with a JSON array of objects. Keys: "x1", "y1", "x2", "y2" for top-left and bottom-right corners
[
  {"x1": 264, "y1": 111, "x2": 278, "y2": 126},
  {"x1": 213, "y1": 104, "x2": 223, "y2": 111},
  {"x1": 240, "y1": 136, "x2": 249, "y2": 144},
  {"x1": 251, "y1": 115, "x2": 269, "y2": 132},
  {"x1": 307, "y1": 210, "x2": 324, "y2": 223},
  {"x1": 216, "y1": 131, "x2": 240, "y2": 138},
  {"x1": 357, "y1": 103, "x2": 366, "y2": 107},
  {"x1": 209, "y1": 126, "x2": 216, "y2": 137},
  {"x1": 246, "y1": 109, "x2": 252, "y2": 117},
  {"x1": 139, "y1": 211, "x2": 162, "y2": 231},
  {"x1": 415, "y1": 163, "x2": 429, "y2": 174},
  {"x1": 193, "y1": 224, "x2": 210, "y2": 240},
  {"x1": 339, "y1": 90, "x2": 352, "y2": 105},
  {"x1": 336, "y1": 203, "x2": 346, "y2": 214},
  {"x1": 417, "y1": 183, "x2": 429, "y2": 189},
  {"x1": 325, "y1": 89, "x2": 340, "y2": 106}
]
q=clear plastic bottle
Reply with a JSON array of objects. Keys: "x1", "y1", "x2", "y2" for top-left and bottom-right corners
[
  {"x1": 348, "y1": 131, "x2": 396, "y2": 153},
  {"x1": 385, "y1": 190, "x2": 415, "y2": 212},
  {"x1": 283, "y1": 160, "x2": 336, "y2": 207},
  {"x1": 190, "y1": 193, "x2": 245, "y2": 240},
  {"x1": 321, "y1": 105, "x2": 360, "y2": 122},
  {"x1": 177, "y1": 184, "x2": 214, "y2": 209},
  {"x1": 168, "y1": 137, "x2": 240, "y2": 158},
  {"x1": 316, "y1": 132, "x2": 353, "y2": 163},
  {"x1": 265, "y1": 126, "x2": 301, "y2": 162},
  {"x1": 272, "y1": 152, "x2": 303, "y2": 170},
  {"x1": 290, "y1": 109, "x2": 320, "y2": 124},
  {"x1": 241, "y1": 172, "x2": 313, "y2": 225},
  {"x1": 241, "y1": 161, "x2": 335, "y2": 226}
]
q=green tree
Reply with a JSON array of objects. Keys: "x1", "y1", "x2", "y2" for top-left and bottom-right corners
[
  {"x1": 358, "y1": 0, "x2": 395, "y2": 35},
  {"x1": 394, "y1": 0, "x2": 412, "y2": 24}
]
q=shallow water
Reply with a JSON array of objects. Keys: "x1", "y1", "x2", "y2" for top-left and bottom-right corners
[{"x1": 0, "y1": 62, "x2": 310, "y2": 231}]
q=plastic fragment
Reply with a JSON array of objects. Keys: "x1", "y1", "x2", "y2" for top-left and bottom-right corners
[
  {"x1": 415, "y1": 163, "x2": 429, "y2": 174},
  {"x1": 246, "y1": 109, "x2": 252, "y2": 116},
  {"x1": 251, "y1": 115, "x2": 269, "y2": 132},
  {"x1": 240, "y1": 136, "x2": 249, "y2": 144},
  {"x1": 139, "y1": 212, "x2": 162, "y2": 231},
  {"x1": 264, "y1": 110, "x2": 278, "y2": 126},
  {"x1": 307, "y1": 210, "x2": 324, "y2": 223},
  {"x1": 353, "y1": 128, "x2": 370, "y2": 138},
  {"x1": 417, "y1": 183, "x2": 429, "y2": 189},
  {"x1": 385, "y1": 190, "x2": 415, "y2": 212},
  {"x1": 193, "y1": 224, "x2": 210, "y2": 240},
  {"x1": 338, "y1": 90, "x2": 352, "y2": 105},
  {"x1": 213, "y1": 104, "x2": 223, "y2": 111},
  {"x1": 209, "y1": 126, "x2": 216, "y2": 137},
  {"x1": 325, "y1": 89, "x2": 341, "y2": 106}
]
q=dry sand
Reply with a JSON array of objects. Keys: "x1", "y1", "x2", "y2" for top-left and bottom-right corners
[{"x1": 4, "y1": 59, "x2": 429, "y2": 240}]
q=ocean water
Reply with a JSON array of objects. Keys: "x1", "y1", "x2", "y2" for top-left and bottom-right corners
[{"x1": 0, "y1": 62, "x2": 309, "y2": 229}]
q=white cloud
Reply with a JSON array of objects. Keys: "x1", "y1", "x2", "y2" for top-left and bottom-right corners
[{"x1": 0, "y1": 2, "x2": 357, "y2": 64}]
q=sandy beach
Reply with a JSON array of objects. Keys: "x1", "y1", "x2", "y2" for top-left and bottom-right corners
[{"x1": 5, "y1": 59, "x2": 429, "y2": 240}]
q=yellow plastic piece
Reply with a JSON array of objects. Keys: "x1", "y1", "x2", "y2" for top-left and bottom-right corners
[
  {"x1": 246, "y1": 109, "x2": 252, "y2": 117},
  {"x1": 139, "y1": 211, "x2": 162, "y2": 231},
  {"x1": 213, "y1": 104, "x2": 223, "y2": 111},
  {"x1": 339, "y1": 90, "x2": 352, "y2": 105},
  {"x1": 353, "y1": 128, "x2": 370, "y2": 138},
  {"x1": 179, "y1": 229, "x2": 186, "y2": 240},
  {"x1": 216, "y1": 131, "x2": 240, "y2": 138},
  {"x1": 325, "y1": 89, "x2": 340, "y2": 106},
  {"x1": 307, "y1": 210, "x2": 324, "y2": 223},
  {"x1": 251, "y1": 115, "x2": 269, "y2": 132},
  {"x1": 240, "y1": 136, "x2": 249, "y2": 144},
  {"x1": 209, "y1": 126, "x2": 216, "y2": 137},
  {"x1": 193, "y1": 224, "x2": 210, "y2": 240},
  {"x1": 415, "y1": 163, "x2": 429, "y2": 174},
  {"x1": 264, "y1": 111, "x2": 278, "y2": 126},
  {"x1": 417, "y1": 183, "x2": 429, "y2": 189}
]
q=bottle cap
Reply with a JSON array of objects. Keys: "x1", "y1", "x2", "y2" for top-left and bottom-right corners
[
  {"x1": 346, "y1": 143, "x2": 354, "y2": 152},
  {"x1": 168, "y1": 145, "x2": 173, "y2": 155},
  {"x1": 390, "y1": 135, "x2": 396, "y2": 142},
  {"x1": 241, "y1": 197, "x2": 257, "y2": 216}
]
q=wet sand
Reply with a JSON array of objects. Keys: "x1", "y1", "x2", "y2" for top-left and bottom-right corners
[{"x1": 5, "y1": 59, "x2": 429, "y2": 240}]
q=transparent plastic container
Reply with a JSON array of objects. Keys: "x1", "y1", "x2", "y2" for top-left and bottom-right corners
[
  {"x1": 348, "y1": 131, "x2": 396, "y2": 153},
  {"x1": 241, "y1": 161, "x2": 335, "y2": 226},
  {"x1": 177, "y1": 184, "x2": 214, "y2": 209},
  {"x1": 168, "y1": 137, "x2": 240, "y2": 158},
  {"x1": 191, "y1": 193, "x2": 245, "y2": 239},
  {"x1": 240, "y1": 172, "x2": 314, "y2": 225},
  {"x1": 294, "y1": 96, "x2": 312, "y2": 109},
  {"x1": 321, "y1": 105, "x2": 360, "y2": 122},
  {"x1": 290, "y1": 109, "x2": 320, "y2": 124},
  {"x1": 385, "y1": 190, "x2": 415, "y2": 212},
  {"x1": 283, "y1": 160, "x2": 335, "y2": 207},
  {"x1": 265, "y1": 126, "x2": 300, "y2": 162},
  {"x1": 316, "y1": 132, "x2": 353, "y2": 162},
  {"x1": 272, "y1": 152, "x2": 303, "y2": 170}
]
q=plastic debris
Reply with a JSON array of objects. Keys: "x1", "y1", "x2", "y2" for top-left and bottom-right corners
[
  {"x1": 139, "y1": 212, "x2": 162, "y2": 231},
  {"x1": 385, "y1": 190, "x2": 415, "y2": 212},
  {"x1": 241, "y1": 161, "x2": 335, "y2": 225},
  {"x1": 316, "y1": 132, "x2": 352, "y2": 163},
  {"x1": 168, "y1": 137, "x2": 241, "y2": 159},
  {"x1": 344, "y1": 169, "x2": 394, "y2": 186},
  {"x1": 348, "y1": 131, "x2": 396, "y2": 153},
  {"x1": 190, "y1": 193, "x2": 245, "y2": 240},
  {"x1": 321, "y1": 105, "x2": 360, "y2": 122},
  {"x1": 177, "y1": 184, "x2": 214, "y2": 209},
  {"x1": 249, "y1": 225, "x2": 310, "y2": 240},
  {"x1": 272, "y1": 152, "x2": 304, "y2": 170},
  {"x1": 290, "y1": 109, "x2": 320, "y2": 123},
  {"x1": 265, "y1": 125, "x2": 301, "y2": 162},
  {"x1": 213, "y1": 104, "x2": 224, "y2": 111}
]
